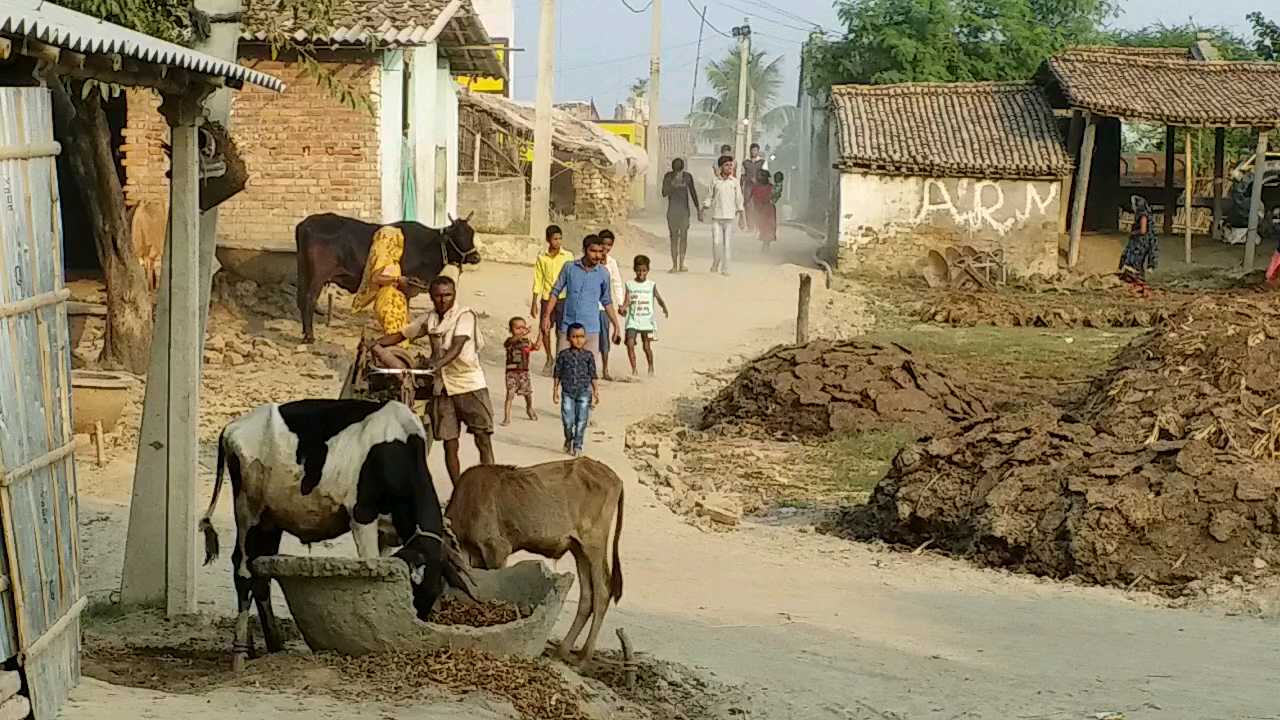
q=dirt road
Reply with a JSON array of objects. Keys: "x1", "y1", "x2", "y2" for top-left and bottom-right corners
[{"x1": 66, "y1": 221, "x2": 1279, "y2": 719}]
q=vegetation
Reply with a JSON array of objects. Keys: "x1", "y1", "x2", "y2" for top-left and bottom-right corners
[{"x1": 688, "y1": 48, "x2": 799, "y2": 169}]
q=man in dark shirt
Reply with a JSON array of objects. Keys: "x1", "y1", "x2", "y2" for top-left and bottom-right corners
[{"x1": 662, "y1": 158, "x2": 701, "y2": 273}]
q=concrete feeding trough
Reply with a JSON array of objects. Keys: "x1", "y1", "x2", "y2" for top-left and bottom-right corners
[{"x1": 251, "y1": 556, "x2": 573, "y2": 657}]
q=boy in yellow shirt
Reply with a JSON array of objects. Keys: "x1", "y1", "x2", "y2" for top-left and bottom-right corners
[{"x1": 531, "y1": 224, "x2": 573, "y2": 373}]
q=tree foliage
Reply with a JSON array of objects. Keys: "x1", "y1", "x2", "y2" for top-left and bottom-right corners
[
  {"x1": 52, "y1": 0, "x2": 208, "y2": 44},
  {"x1": 1102, "y1": 22, "x2": 1256, "y2": 59},
  {"x1": 688, "y1": 48, "x2": 786, "y2": 143},
  {"x1": 1249, "y1": 12, "x2": 1280, "y2": 60},
  {"x1": 804, "y1": 0, "x2": 1116, "y2": 93}
]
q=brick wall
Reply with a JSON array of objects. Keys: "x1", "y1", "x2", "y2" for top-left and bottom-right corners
[
  {"x1": 122, "y1": 88, "x2": 169, "y2": 208},
  {"x1": 572, "y1": 163, "x2": 632, "y2": 225},
  {"x1": 219, "y1": 56, "x2": 381, "y2": 250}
]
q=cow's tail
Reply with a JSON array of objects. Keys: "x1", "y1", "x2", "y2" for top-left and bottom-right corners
[
  {"x1": 610, "y1": 485, "x2": 624, "y2": 603},
  {"x1": 199, "y1": 429, "x2": 227, "y2": 566}
]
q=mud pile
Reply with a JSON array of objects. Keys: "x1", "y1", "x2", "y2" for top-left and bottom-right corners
[
  {"x1": 835, "y1": 295, "x2": 1280, "y2": 588},
  {"x1": 916, "y1": 288, "x2": 1183, "y2": 329},
  {"x1": 1082, "y1": 294, "x2": 1280, "y2": 454},
  {"x1": 700, "y1": 340, "x2": 989, "y2": 438}
]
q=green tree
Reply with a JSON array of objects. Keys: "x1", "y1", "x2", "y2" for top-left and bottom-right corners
[
  {"x1": 804, "y1": 0, "x2": 1115, "y2": 93},
  {"x1": 1248, "y1": 12, "x2": 1280, "y2": 60},
  {"x1": 1103, "y1": 22, "x2": 1256, "y2": 58},
  {"x1": 688, "y1": 49, "x2": 786, "y2": 145}
]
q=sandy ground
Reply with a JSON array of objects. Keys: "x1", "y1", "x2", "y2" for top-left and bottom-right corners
[{"x1": 63, "y1": 220, "x2": 1280, "y2": 719}]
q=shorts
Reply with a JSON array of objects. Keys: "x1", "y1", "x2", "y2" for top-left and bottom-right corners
[
  {"x1": 540, "y1": 299, "x2": 564, "y2": 331},
  {"x1": 625, "y1": 328, "x2": 653, "y2": 345},
  {"x1": 505, "y1": 369, "x2": 533, "y2": 397},
  {"x1": 598, "y1": 311, "x2": 611, "y2": 356},
  {"x1": 429, "y1": 388, "x2": 494, "y2": 442}
]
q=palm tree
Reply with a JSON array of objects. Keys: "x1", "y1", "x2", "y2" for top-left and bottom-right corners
[{"x1": 688, "y1": 49, "x2": 785, "y2": 145}]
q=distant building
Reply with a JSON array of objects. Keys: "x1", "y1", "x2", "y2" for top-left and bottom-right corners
[
  {"x1": 828, "y1": 82, "x2": 1073, "y2": 278},
  {"x1": 557, "y1": 100, "x2": 601, "y2": 122}
]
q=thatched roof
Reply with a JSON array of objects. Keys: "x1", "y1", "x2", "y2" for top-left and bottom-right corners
[
  {"x1": 460, "y1": 91, "x2": 648, "y2": 177},
  {"x1": 1040, "y1": 47, "x2": 1280, "y2": 127},
  {"x1": 830, "y1": 82, "x2": 1073, "y2": 179}
]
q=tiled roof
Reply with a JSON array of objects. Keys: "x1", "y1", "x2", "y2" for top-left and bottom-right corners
[
  {"x1": 829, "y1": 82, "x2": 1073, "y2": 179},
  {"x1": 1042, "y1": 48, "x2": 1280, "y2": 126},
  {"x1": 0, "y1": 0, "x2": 282, "y2": 91},
  {"x1": 241, "y1": 0, "x2": 504, "y2": 77}
]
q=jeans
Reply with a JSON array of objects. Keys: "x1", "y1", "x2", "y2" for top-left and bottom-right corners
[
  {"x1": 560, "y1": 393, "x2": 591, "y2": 452},
  {"x1": 711, "y1": 219, "x2": 734, "y2": 273}
]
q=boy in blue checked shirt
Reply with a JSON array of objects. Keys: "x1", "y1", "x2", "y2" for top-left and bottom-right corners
[{"x1": 552, "y1": 323, "x2": 599, "y2": 456}]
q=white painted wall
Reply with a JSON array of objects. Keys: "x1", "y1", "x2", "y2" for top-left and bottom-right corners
[
  {"x1": 379, "y1": 50, "x2": 405, "y2": 223},
  {"x1": 409, "y1": 46, "x2": 461, "y2": 227},
  {"x1": 836, "y1": 171, "x2": 1063, "y2": 277}
]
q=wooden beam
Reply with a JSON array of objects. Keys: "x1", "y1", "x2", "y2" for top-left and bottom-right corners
[
  {"x1": 1068, "y1": 114, "x2": 1097, "y2": 268},
  {"x1": 1059, "y1": 110, "x2": 1085, "y2": 234},
  {"x1": 1245, "y1": 129, "x2": 1270, "y2": 270},
  {"x1": 1163, "y1": 126, "x2": 1176, "y2": 235},
  {"x1": 1184, "y1": 130, "x2": 1194, "y2": 263},
  {"x1": 1213, "y1": 128, "x2": 1226, "y2": 239}
]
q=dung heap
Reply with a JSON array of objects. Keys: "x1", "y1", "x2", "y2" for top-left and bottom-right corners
[
  {"x1": 700, "y1": 339, "x2": 990, "y2": 438},
  {"x1": 832, "y1": 295, "x2": 1280, "y2": 589},
  {"x1": 1082, "y1": 294, "x2": 1280, "y2": 454}
]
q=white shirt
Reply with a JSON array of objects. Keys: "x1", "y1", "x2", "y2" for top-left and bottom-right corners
[
  {"x1": 404, "y1": 305, "x2": 486, "y2": 396},
  {"x1": 600, "y1": 255, "x2": 625, "y2": 311},
  {"x1": 709, "y1": 175, "x2": 745, "y2": 220}
]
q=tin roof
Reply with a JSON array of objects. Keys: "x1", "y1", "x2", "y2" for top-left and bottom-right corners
[
  {"x1": 0, "y1": 0, "x2": 283, "y2": 91},
  {"x1": 830, "y1": 82, "x2": 1073, "y2": 179},
  {"x1": 1041, "y1": 47, "x2": 1280, "y2": 127},
  {"x1": 240, "y1": 0, "x2": 505, "y2": 78}
]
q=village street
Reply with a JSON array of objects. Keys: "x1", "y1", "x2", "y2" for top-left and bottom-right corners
[{"x1": 59, "y1": 223, "x2": 1278, "y2": 720}]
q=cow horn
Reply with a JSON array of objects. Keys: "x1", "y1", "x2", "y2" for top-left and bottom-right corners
[
  {"x1": 464, "y1": 211, "x2": 474, "y2": 222},
  {"x1": 447, "y1": 213, "x2": 455, "y2": 224}
]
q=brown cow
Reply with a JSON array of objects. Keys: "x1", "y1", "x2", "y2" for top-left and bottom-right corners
[
  {"x1": 129, "y1": 199, "x2": 167, "y2": 292},
  {"x1": 446, "y1": 457, "x2": 624, "y2": 664}
]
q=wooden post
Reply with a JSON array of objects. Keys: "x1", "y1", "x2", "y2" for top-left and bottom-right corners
[
  {"x1": 1058, "y1": 110, "x2": 1084, "y2": 233},
  {"x1": 1245, "y1": 129, "x2": 1270, "y2": 270},
  {"x1": 1163, "y1": 126, "x2": 1176, "y2": 235},
  {"x1": 473, "y1": 131, "x2": 481, "y2": 183},
  {"x1": 1213, "y1": 128, "x2": 1226, "y2": 239},
  {"x1": 1067, "y1": 114, "x2": 1098, "y2": 267},
  {"x1": 796, "y1": 274, "x2": 812, "y2": 345},
  {"x1": 1184, "y1": 131, "x2": 1194, "y2": 263}
]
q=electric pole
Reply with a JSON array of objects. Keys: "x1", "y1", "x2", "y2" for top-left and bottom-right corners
[
  {"x1": 646, "y1": 0, "x2": 663, "y2": 209},
  {"x1": 732, "y1": 21, "x2": 751, "y2": 165},
  {"x1": 689, "y1": 4, "x2": 706, "y2": 115},
  {"x1": 530, "y1": 0, "x2": 557, "y2": 236},
  {"x1": 745, "y1": 88, "x2": 755, "y2": 156}
]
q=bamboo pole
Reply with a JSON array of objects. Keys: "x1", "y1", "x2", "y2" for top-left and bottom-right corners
[
  {"x1": 796, "y1": 274, "x2": 812, "y2": 345},
  {"x1": 1184, "y1": 130, "x2": 1193, "y2": 263},
  {"x1": 1067, "y1": 114, "x2": 1097, "y2": 267},
  {"x1": 1245, "y1": 130, "x2": 1270, "y2": 270}
]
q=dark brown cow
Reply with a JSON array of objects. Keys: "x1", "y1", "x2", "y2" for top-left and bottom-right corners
[{"x1": 295, "y1": 213, "x2": 480, "y2": 342}]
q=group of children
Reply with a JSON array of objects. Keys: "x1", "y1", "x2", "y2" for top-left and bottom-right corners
[{"x1": 502, "y1": 225, "x2": 669, "y2": 456}]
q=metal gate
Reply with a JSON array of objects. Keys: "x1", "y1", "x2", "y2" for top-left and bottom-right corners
[{"x1": 0, "y1": 85, "x2": 84, "y2": 720}]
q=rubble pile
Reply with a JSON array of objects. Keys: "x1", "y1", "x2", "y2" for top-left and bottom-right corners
[
  {"x1": 916, "y1": 290, "x2": 1181, "y2": 329},
  {"x1": 699, "y1": 339, "x2": 989, "y2": 438},
  {"x1": 833, "y1": 295, "x2": 1280, "y2": 589}
]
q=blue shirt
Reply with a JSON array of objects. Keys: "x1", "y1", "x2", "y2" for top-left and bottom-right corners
[
  {"x1": 555, "y1": 347, "x2": 597, "y2": 398},
  {"x1": 551, "y1": 260, "x2": 612, "y2": 334}
]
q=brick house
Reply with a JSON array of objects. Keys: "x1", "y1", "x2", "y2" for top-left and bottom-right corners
[
  {"x1": 828, "y1": 82, "x2": 1074, "y2": 278},
  {"x1": 121, "y1": 0, "x2": 503, "y2": 277}
]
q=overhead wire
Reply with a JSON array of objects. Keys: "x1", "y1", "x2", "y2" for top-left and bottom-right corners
[
  {"x1": 618, "y1": 0, "x2": 655, "y2": 12},
  {"x1": 733, "y1": 0, "x2": 828, "y2": 29},
  {"x1": 685, "y1": 0, "x2": 732, "y2": 38}
]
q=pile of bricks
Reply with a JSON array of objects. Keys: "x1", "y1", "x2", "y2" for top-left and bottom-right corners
[{"x1": 572, "y1": 163, "x2": 632, "y2": 225}]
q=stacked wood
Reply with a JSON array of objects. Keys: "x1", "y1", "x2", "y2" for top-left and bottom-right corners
[{"x1": 700, "y1": 339, "x2": 989, "y2": 438}]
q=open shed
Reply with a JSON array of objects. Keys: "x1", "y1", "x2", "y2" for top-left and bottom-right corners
[
  {"x1": 0, "y1": 3, "x2": 280, "y2": 717},
  {"x1": 1039, "y1": 45, "x2": 1280, "y2": 268}
]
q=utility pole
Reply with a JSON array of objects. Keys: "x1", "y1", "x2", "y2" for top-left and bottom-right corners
[
  {"x1": 645, "y1": 0, "x2": 663, "y2": 209},
  {"x1": 732, "y1": 21, "x2": 751, "y2": 165},
  {"x1": 530, "y1": 0, "x2": 556, "y2": 237},
  {"x1": 744, "y1": 88, "x2": 755, "y2": 155},
  {"x1": 689, "y1": 4, "x2": 706, "y2": 115}
]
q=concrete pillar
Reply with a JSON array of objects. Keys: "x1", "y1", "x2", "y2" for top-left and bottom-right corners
[
  {"x1": 413, "y1": 45, "x2": 441, "y2": 227},
  {"x1": 380, "y1": 50, "x2": 406, "y2": 223}
]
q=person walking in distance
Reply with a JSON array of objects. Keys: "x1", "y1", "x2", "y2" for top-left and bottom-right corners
[
  {"x1": 622, "y1": 254, "x2": 669, "y2": 376},
  {"x1": 530, "y1": 224, "x2": 573, "y2": 373},
  {"x1": 662, "y1": 158, "x2": 702, "y2": 272},
  {"x1": 541, "y1": 234, "x2": 623, "y2": 377},
  {"x1": 598, "y1": 229, "x2": 625, "y2": 381},
  {"x1": 553, "y1": 323, "x2": 599, "y2": 456},
  {"x1": 368, "y1": 275, "x2": 493, "y2": 484},
  {"x1": 741, "y1": 143, "x2": 766, "y2": 230},
  {"x1": 708, "y1": 155, "x2": 746, "y2": 276}
]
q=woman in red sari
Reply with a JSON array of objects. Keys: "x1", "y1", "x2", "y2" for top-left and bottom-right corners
[{"x1": 751, "y1": 168, "x2": 777, "y2": 249}]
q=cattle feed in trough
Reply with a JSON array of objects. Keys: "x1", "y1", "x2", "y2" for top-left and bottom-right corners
[
  {"x1": 199, "y1": 399, "x2": 474, "y2": 671},
  {"x1": 294, "y1": 213, "x2": 482, "y2": 343},
  {"x1": 446, "y1": 457, "x2": 624, "y2": 665}
]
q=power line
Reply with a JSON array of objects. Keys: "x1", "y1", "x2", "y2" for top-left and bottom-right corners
[
  {"x1": 685, "y1": 0, "x2": 731, "y2": 38},
  {"x1": 619, "y1": 0, "x2": 654, "y2": 12},
  {"x1": 710, "y1": 0, "x2": 818, "y2": 34},
  {"x1": 519, "y1": 38, "x2": 705, "y2": 80},
  {"x1": 734, "y1": 0, "x2": 827, "y2": 30}
]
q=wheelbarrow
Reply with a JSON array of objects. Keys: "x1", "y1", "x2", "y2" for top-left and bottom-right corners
[{"x1": 339, "y1": 337, "x2": 436, "y2": 449}]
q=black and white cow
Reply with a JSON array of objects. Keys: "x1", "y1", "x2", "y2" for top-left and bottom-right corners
[{"x1": 199, "y1": 398, "x2": 467, "y2": 670}]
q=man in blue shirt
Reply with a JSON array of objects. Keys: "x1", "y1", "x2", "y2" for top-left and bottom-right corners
[{"x1": 542, "y1": 234, "x2": 622, "y2": 377}]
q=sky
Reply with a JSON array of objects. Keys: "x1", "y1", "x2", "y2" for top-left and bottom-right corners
[{"x1": 507, "y1": 0, "x2": 1263, "y2": 124}]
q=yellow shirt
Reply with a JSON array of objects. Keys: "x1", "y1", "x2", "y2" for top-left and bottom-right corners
[{"x1": 532, "y1": 248, "x2": 574, "y2": 301}]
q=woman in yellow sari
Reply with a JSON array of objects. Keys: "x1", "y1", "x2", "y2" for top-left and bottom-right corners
[{"x1": 352, "y1": 226, "x2": 410, "y2": 345}]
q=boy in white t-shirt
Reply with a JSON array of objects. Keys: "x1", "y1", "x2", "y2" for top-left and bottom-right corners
[{"x1": 621, "y1": 254, "x2": 669, "y2": 377}]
